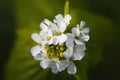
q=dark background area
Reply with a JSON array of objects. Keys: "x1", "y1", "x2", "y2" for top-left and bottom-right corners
[
  {"x1": 0, "y1": 0, "x2": 120, "y2": 80},
  {"x1": 85, "y1": 0, "x2": 120, "y2": 80},
  {"x1": 0, "y1": 0, "x2": 16, "y2": 80}
]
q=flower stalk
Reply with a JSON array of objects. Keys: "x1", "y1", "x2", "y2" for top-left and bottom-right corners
[{"x1": 64, "y1": 0, "x2": 69, "y2": 16}]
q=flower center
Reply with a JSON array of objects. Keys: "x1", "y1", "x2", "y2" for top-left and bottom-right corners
[
  {"x1": 45, "y1": 44, "x2": 66, "y2": 60},
  {"x1": 47, "y1": 36, "x2": 52, "y2": 41},
  {"x1": 76, "y1": 32, "x2": 83, "y2": 39},
  {"x1": 57, "y1": 32, "x2": 62, "y2": 35}
]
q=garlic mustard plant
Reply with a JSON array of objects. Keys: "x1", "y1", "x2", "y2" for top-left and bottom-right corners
[{"x1": 30, "y1": 0, "x2": 90, "y2": 75}]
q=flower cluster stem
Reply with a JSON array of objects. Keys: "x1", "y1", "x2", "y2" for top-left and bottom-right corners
[{"x1": 64, "y1": 0, "x2": 69, "y2": 16}]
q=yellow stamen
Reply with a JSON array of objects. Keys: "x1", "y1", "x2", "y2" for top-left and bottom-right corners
[
  {"x1": 57, "y1": 32, "x2": 62, "y2": 35},
  {"x1": 57, "y1": 53, "x2": 59, "y2": 57},
  {"x1": 56, "y1": 46, "x2": 59, "y2": 50},
  {"x1": 45, "y1": 44, "x2": 66, "y2": 59},
  {"x1": 60, "y1": 47, "x2": 64, "y2": 51},
  {"x1": 45, "y1": 47, "x2": 49, "y2": 51},
  {"x1": 51, "y1": 46, "x2": 54, "y2": 49},
  {"x1": 60, "y1": 52, "x2": 63, "y2": 57},
  {"x1": 50, "y1": 52, "x2": 54, "y2": 57},
  {"x1": 69, "y1": 59, "x2": 73, "y2": 63},
  {"x1": 47, "y1": 36, "x2": 51, "y2": 41}
]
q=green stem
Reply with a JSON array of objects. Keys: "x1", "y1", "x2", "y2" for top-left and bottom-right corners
[{"x1": 64, "y1": 0, "x2": 69, "y2": 16}]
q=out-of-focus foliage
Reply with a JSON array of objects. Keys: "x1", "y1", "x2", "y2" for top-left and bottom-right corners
[{"x1": 1, "y1": 0, "x2": 120, "y2": 80}]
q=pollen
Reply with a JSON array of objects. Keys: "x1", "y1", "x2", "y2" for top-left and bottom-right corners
[
  {"x1": 60, "y1": 47, "x2": 64, "y2": 51},
  {"x1": 57, "y1": 32, "x2": 62, "y2": 35},
  {"x1": 47, "y1": 36, "x2": 51, "y2": 41},
  {"x1": 60, "y1": 52, "x2": 63, "y2": 57},
  {"x1": 69, "y1": 59, "x2": 73, "y2": 63},
  {"x1": 45, "y1": 44, "x2": 66, "y2": 59}
]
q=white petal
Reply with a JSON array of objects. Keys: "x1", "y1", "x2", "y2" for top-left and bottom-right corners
[
  {"x1": 39, "y1": 30, "x2": 47, "y2": 39},
  {"x1": 66, "y1": 33, "x2": 75, "y2": 47},
  {"x1": 58, "y1": 60, "x2": 69, "y2": 71},
  {"x1": 64, "y1": 14, "x2": 72, "y2": 21},
  {"x1": 30, "y1": 46, "x2": 44, "y2": 60},
  {"x1": 57, "y1": 34, "x2": 67, "y2": 45},
  {"x1": 40, "y1": 23, "x2": 48, "y2": 32},
  {"x1": 75, "y1": 39, "x2": 84, "y2": 45},
  {"x1": 52, "y1": 37, "x2": 58, "y2": 45},
  {"x1": 54, "y1": 14, "x2": 68, "y2": 33},
  {"x1": 67, "y1": 33, "x2": 75, "y2": 40},
  {"x1": 63, "y1": 48, "x2": 73, "y2": 59},
  {"x1": 72, "y1": 51, "x2": 85, "y2": 60},
  {"x1": 81, "y1": 35, "x2": 90, "y2": 42},
  {"x1": 80, "y1": 21, "x2": 86, "y2": 28},
  {"x1": 40, "y1": 19, "x2": 51, "y2": 31},
  {"x1": 30, "y1": 46, "x2": 41, "y2": 56},
  {"x1": 48, "y1": 39, "x2": 53, "y2": 45},
  {"x1": 39, "y1": 31, "x2": 48, "y2": 45},
  {"x1": 67, "y1": 63, "x2": 77, "y2": 74},
  {"x1": 82, "y1": 28, "x2": 90, "y2": 33},
  {"x1": 55, "y1": 14, "x2": 63, "y2": 23},
  {"x1": 31, "y1": 33, "x2": 40, "y2": 43},
  {"x1": 44, "y1": 19, "x2": 51, "y2": 25},
  {"x1": 72, "y1": 28, "x2": 77, "y2": 35},
  {"x1": 50, "y1": 24, "x2": 58, "y2": 33},
  {"x1": 66, "y1": 40, "x2": 74, "y2": 48},
  {"x1": 47, "y1": 29, "x2": 53, "y2": 37},
  {"x1": 40, "y1": 59, "x2": 51, "y2": 69},
  {"x1": 40, "y1": 31, "x2": 50, "y2": 45},
  {"x1": 64, "y1": 14, "x2": 72, "y2": 25},
  {"x1": 51, "y1": 63, "x2": 58, "y2": 74},
  {"x1": 59, "y1": 21, "x2": 66, "y2": 33},
  {"x1": 72, "y1": 28, "x2": 80, "y2": 37},
  {"x1": 76, "y1": 43, "x2": 86, "y2": 51}
]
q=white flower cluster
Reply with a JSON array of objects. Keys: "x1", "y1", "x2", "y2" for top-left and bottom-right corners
[{"x1": 30, "y1": 14, "x2": 90, "y2": 74}]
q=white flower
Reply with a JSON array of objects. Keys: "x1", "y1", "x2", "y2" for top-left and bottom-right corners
[
  {"x1": 53, "y1": 14, "x2": 71, "y2": 33},
  {"x1": 64, "y1": 43, "x2": 86, "y2": 61},
  {"x1": 65, "y1": 33, "x2": 86, "y2": 60},
  {"x1": 72, "y1": 21, "x2": 90, "y2": 44},
  {"x1": 59, "y1": 41, "x2": 86, "y2": 74},
  {"x1": 31, "y1": 28, "x2": 55, "y2": 45},
  {"x1": 50, "y1": 58, "x2": 60, "y2": 74},
  {"x1": 39, "y1": 14, "x2": 72, "y2": 45},
  {"x1": 40, "y1": 57, "x2": 60, "y2": 74},
  {"x1": 40, "y1": 58, "x2": 51, "y2": 69},
  {"x1": 31, "y1": 33, "x2": 46, "y2": 46},
  {"x1": 72, "y1": 44, "x2": 86, "y2": 60},
  {"x1": 51, "y1": 14, "x2": 71, "y2": 45},
  {"x1": 40, "y1": 19, "x2": 52, "y2": 32},
  {"x1": 67, "y1": 62, "x2": 77, "y2": 74},
  {"x1": 58, "y1": 60, "x2": 77, "y2": 74},
  {"x1": 53, "y1": 34, "x2": 67, "y2": 45},
  {"x1": 30, "y1": 45, "x2": 47, "y2": 61},
  {"x1": 58, "y1": 59, "x2": 77, "y2": 74},
  {"x1": 58, "y1": 60, "x2": 69, "y2": 71},
  {"x1": 39, "y1": 29, "x2": 54, "y2": 45},
  {"x1": 30, "y1": 46, "x2": 60, "y2": 73},
  {"x1": 30, "y1": 46, "x2": 50, "y2": 69}
]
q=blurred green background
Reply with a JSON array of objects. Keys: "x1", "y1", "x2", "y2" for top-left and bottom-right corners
[{"x1": 0, "y1": 0, "x2": 120, "y2": 80}]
